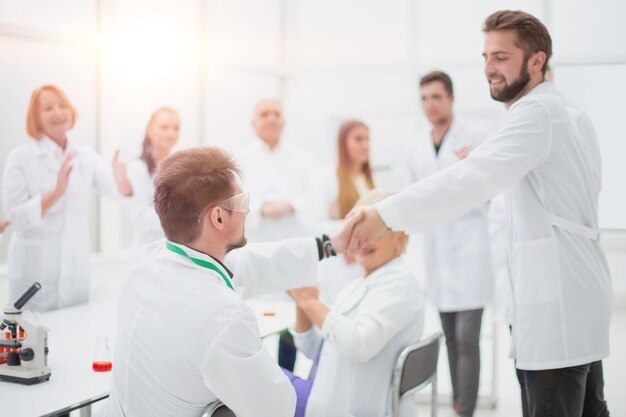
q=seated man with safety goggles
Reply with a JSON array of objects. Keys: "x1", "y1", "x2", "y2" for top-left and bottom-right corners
[{"x1": 102, "y1": 147, "x2": 360, "y2": 417}]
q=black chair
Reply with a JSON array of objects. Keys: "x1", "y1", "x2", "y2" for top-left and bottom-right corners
[
  {"x1": 390, "y1": 332, "x2": 443, "y2": 417},
  {"x1": 202, "y1": 403, "x2": 236, "y2": 417}
]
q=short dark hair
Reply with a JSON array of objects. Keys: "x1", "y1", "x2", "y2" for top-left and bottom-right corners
[
  {"x1": 419, "y1": 71, "x2": 454, "y2": 96},
  {"x1": 154, "y1": 147, "x2": 240, "y2": 243},
  {"x1": 483, "y1": 10, "x2": 552, "y2": 74}
]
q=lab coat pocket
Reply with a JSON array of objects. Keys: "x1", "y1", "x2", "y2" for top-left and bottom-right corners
[{"x1": 512, "y1": 236, "x2": 560, "y2": 305}]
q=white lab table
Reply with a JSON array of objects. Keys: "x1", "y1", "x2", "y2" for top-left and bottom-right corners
[{"x1": 0, "y1": 299, "x2": 295, "y2": 417}]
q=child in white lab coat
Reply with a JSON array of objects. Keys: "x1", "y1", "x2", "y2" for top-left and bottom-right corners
[{"x1": 286, "y1": 190, "x2": 424, "y2": 417}]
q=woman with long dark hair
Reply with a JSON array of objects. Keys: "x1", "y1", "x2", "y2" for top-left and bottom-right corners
[{"x1": 309, "y1": 120, "x2": 375, "y2": 304}]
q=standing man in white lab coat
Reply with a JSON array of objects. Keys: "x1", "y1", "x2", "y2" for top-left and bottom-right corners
[
  {"x1": 236, "y1": 99, "x2": 313, "y2": 242},
  {"x1": 408, "y1": 71, "x2": 492, "y2": 417},
  {"x1": 236, "y1": 99, "x2": 314, "y2": 371},
  {"x1": 345, "y1": 10, "x2": 611, "y2": 417},
  {"x1": 103, "y1": 147, "x2": 355, "y2": 417}
]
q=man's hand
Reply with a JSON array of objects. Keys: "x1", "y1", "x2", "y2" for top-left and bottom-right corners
[
  {"x1": 261, "y1": 201, "x2": 294, "y2": 219},
  {"x1": 330, "y1": 209, "x2": 364, "y2": 254},
  {"x1": 0, "y1": 220, "x2": 10, "y2": 234},
  {"x1": 344, "y1": 206, "x2": 388, "y2": 258}
]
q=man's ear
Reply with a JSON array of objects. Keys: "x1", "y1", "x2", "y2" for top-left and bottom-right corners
[
  {"x1": 529, "y1": 51, "x2": 547, "y2": 77},
  {"x1": 208, "y1": 206, "x2": 226, "y2": 230}
]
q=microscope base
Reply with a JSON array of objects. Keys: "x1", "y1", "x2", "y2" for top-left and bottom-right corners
[{"x1": 0, "y1": 367, "x2": 52, "y2": 385}]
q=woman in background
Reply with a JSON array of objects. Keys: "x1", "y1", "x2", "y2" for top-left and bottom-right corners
[
  {"x1": 309, "y1": 120, "x2": 375, "y2": 304},
  {"x1": 2, "y1": 85, "x2": 131, "y2": 311},
  {"x1": 125, "y1": 107, "x2": 180, "y2": 247}
]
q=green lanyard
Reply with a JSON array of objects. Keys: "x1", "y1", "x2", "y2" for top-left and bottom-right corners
[{"x1": 165, "y1": 241, "x2": 235, "y2": 291}]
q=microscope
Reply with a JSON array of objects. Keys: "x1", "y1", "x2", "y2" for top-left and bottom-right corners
[{"x1": 0, "y1": 282, "x2": 51, "y2": 385}]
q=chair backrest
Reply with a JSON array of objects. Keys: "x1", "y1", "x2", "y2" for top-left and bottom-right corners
[
  {"x1": 201, "y1": 403, "x2": 236, "y2": 417},
  {"x1": 211, "y1": 405, "x2": 236, "y2": 417},
  {"x1": 391, "y1": 332, "x2": 443, "y2": 411}
]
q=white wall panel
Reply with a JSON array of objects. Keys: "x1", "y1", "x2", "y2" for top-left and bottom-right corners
[
  {"x1": 416, "y1": 0, "x2": 544, "y2": 66},
  {"x1": 286, "y1": 0, "x2": 412, "y2": 68},
  {"x1": 0, "y1": 0, "x2": 97, "y2": 38},
  {"x1": 550, "y1": 0, "x2": 626, "y2": 63},
  {"x1": 207, "y1": 0, "x2": 283, "y2": 69}
]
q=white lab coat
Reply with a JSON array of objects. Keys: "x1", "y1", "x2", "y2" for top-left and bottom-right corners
[
  {"x1": 2, "y1": 137, "x2": 120, "y2": 312},
  {"x1": 406, "y1": 120, "x2": 493, "y2": 312},
  {"x1": 126, "y1": 158, "x2": 163, "y2": 247},
  {"x1": 103, "y1": 237, "x2": 320, "y2": 417},
  {"x1": 487, "y1": 105, "x2": 602, "y2": 327},
  {"x1": 376, "y1": 82, "x2": 612, "y2": 371},
  {"x1": 293, "y1": 257, "x2": 424, "y2": 417},
  {"x1": 308, "y1": 166, "x2": 368, "y2": 306},
  {"x1": 236, "y1": 140, "x2": 313, "y2": 242},
  {"x1": 487, "y1": 193, "x2": 513, "y2": 325}
]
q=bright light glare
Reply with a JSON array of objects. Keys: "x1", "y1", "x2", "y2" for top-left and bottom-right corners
[{"x1": 98, "y1": 16, "x2": 201, "y2": 83}]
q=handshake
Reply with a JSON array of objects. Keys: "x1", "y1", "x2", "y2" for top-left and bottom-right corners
[{"x1": 330, "y1": 205, "x2": 388, "y2": 258}]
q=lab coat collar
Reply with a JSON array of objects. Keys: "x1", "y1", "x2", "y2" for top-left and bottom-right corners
[
  {"x1": 366, "y1": 256, "x2": 404, "y2": 281},
  {"x1": 163, "y1": 240, "x2": 234, "y2": 278},
  {"x1": 38, "y1": 135, "x2": 76, "y2": 157},
  {"x1": 334, "y1": 257, "x2": 405, "y2": 314},
  {"x1": 254, "y1": 137, "x2": 283, "y2": 154},
  {"x1": 511, "y1": 81, "x2": 556, "y2": 110},
  {"x1": 528, "y1": 81, "x2": 555, "y2": 95},
  {"x1": 32, "y1": 135, "x2": 76, "y2": 174}
]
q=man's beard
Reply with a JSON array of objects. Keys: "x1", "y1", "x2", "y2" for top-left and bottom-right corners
[
  {"x1": 226, "y1": 236, "x2": 247, "y2": 253},
  {"x1": 490, "y1": 63, "x2": 531, "y2": 103}
]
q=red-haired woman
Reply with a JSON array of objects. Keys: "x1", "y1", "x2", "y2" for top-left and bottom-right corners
[{"x1": 2, "y1": 85, "x2": 131, "y2": 311}]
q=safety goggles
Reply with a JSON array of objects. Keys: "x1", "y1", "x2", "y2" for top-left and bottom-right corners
[{"x1": 218, "y1": 190, "x2": 250, "y2": 214}]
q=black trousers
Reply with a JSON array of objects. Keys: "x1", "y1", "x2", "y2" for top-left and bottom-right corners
[
  {"x1": 278, "y1": 329, "x2": 296, "y2": 371},
  {"x1": 516, "y1": 360, "x2": 610, "y2": 417},
  {"x1": 439, "y1": 309, "x2": 483, "y2": 417}
]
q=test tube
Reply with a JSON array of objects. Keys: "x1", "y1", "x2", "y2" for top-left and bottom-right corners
[{"x1": 92, "y1": 336, "x2": 112, "y2": 372}]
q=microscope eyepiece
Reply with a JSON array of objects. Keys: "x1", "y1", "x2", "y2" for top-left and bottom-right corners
[{"x1": 13, "y1": 282, "x2": 42, "y2": 311}]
